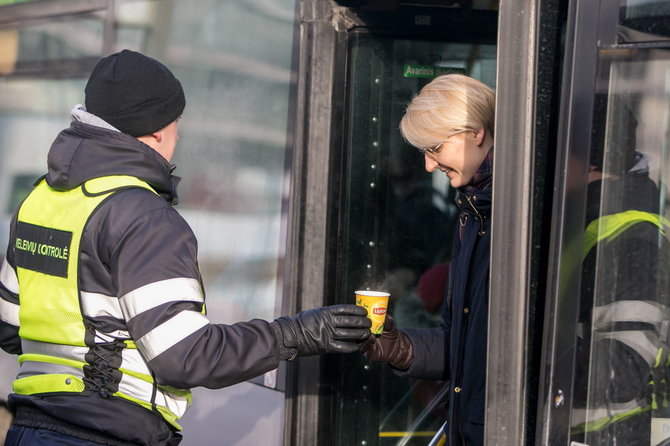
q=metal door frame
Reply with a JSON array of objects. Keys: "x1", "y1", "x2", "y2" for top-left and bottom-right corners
[
  {"x1": 286, "y1": 1, "x2": 498, "y2": 444},
  {"x1": 487, "y1": 0, "x2": 566, "y2": 444}
]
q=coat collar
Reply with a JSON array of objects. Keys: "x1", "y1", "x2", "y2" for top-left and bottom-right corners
[
  {"x1": 45, "y1": 121, "x2": 180, "y2": 204},
  {"x1": 456, "y1": 147, "x2": 493, "y2": 216}
]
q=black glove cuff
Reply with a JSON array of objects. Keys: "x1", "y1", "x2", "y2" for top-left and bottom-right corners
[{"x1": 272, "y1": 319, "x2": 299, "y2": 361}]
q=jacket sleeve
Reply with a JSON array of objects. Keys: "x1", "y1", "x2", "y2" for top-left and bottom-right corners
[
  {"x1": 0, "y1": 216, "x2": 22, "y2": 355},
  {"x1": 112, "y1": 204, "x2": 284, "y2": 390},
  {"x1": 398, "y1": 326, "x2": 449, "y2": 381},
  {"x1": 396, "y1": 234, "x2": 457, "y2": 381}
]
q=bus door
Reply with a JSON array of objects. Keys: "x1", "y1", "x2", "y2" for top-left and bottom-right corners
[
  {"x1": 324, "y1": 3, "x2": 497, "y2": 445},
  {"x1": 539, "y1": 0, "x2": 670, "y2": 444}
]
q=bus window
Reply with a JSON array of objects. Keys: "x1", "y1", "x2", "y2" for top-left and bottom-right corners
[
  {"x1": 569, "y1": 46, "x2": 670, "y2": 446},
  {"x1": 0, "y1": 1, "x2": 297, "y2": 444}
]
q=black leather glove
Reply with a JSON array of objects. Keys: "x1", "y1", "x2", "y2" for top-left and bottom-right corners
[
  {"x1": 361, "y1": 314, "x2": 413, "y2": 370},
  {"x1": 275, "y1": 304, "x2": 372, "y2": 358}
]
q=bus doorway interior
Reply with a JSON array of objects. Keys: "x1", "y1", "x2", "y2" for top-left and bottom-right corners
[{"x1": 325, "y1": 2, "x2": 498, "y2": 445}]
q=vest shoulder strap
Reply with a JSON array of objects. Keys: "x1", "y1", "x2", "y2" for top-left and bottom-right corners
[
  {"x1": 584, "y1": 210, "x2": 670, "y2": 257},
  {"x1": 82, "y1": 175, "x2": 159, "y2": 197}
]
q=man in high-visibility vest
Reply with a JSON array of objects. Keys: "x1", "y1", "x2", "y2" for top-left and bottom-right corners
[
  {"x1": 570, "y1": 94, "x2": 670, "y2": 446},
  {"x1": 0, "y1": 49, "x2": 371, "y2": 446}
]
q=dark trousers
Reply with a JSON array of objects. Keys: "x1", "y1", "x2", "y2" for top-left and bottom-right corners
[
  {"x1": 7, "y1": 405, "x2": 139, "y2": 446},
  {"x1": 6, "y1": 426, "x2": 110, "y2": 445}
]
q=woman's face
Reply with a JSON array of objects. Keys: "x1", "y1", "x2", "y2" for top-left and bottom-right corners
[{"x1": 423, "y1": 129, "x2": 490, "y2": 188}]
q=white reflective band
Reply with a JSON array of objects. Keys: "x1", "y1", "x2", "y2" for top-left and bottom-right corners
[
  {"x1": 23, "y1": 339, "x2": 151, "y2": 377},
  {"x1": 93, "y1": 330, "x2": 131, "y2": 343},
  {"x1": 119, "y1": 278, "x2": 204, "y2": 320},
  {"x1": 593, "y1": 300, "x2": 670, "y2": 329},
  {"x1": 22, "y1": 340, "x2": 88, "y2": 363},
  {"x1": 0, "y1": 298, "x2": 20, "y2": 326},
  {"x1": 18, "y1": 361, "x2": 83, "y2": 380},
  {"x1": 81, "y1": 291, "x2": 124, "y2": 319},
  {"x1": 118, "y1": 373, "x2": 189, "y2": 418},
  {"x1": 120, "y1": 348, "x2": 151, "y2": 377},
  {"x1": 136, "y1": 310, "x2": 209, "y2": 361},
  {"x1": 0, "y1": 259, "x2": 19, "y2": 294},
  {"x1": 595, "y1": 330, "x2": 659, "y2": 366},
  {"x1": 18, "y1": 355, "x2": 188, "y2": 418},
  {"x1": 118, "y1": 372, "x2": 154, "y2": 401},
  {"x1": 571, "y1": 398, "x2": 643, "y2": 427},
  {"x1": 158, "y1": 386, "x2": 190, "y2": 419}
]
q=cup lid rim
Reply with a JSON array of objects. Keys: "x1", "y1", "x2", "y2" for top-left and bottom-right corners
[{"x1": 355, "y1": 290, "x2": 390, "y2": 297}]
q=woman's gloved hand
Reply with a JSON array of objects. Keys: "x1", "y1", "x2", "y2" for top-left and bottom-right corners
[
  {"x1": 275, "y1": 304, "x2": 371, "y2": 358},
  {"x1": 361, "y1": 314, "x2": 413, "y2": 370}
]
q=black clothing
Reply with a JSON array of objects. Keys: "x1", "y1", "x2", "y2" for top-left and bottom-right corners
[
  {"x1": 0, "y1": 120, "x2": 287, "y2": 445},
  {"x1": 85, "y1": 50, "x2": 185, "y2": 137},
  {"x1": 573, "y1": 171, "x2": 670, "y2": 445},
  {"x1": 399, "y1": 151, "x2": 493, "y2": 445}
]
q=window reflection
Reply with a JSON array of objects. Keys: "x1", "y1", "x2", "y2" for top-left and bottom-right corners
[
  {"x1": 618, "y1": 0, "x2": 670, "y2": 42},
  {"x1": 571, "y1": 48, "x2": 670, "y2": 446},
  {"x1": 0, "y1": 0, "x2": 297, "y2": 403},
  {"x1": 0, "y1": 15, "x2": 103, "y2": 77},
  {"x1": 160, "y1": 0, "x2": 296, "y2": 324}
]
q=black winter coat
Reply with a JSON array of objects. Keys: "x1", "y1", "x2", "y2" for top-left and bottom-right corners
[
  {"x1": 402, "y1": 178, "x2": 491, "y2": 446},
  {"x1": 0, "y1": 119, "x2": 288, "y2": 445}
]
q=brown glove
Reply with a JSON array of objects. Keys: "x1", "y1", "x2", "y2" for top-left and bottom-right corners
[{"x1": 361, "y1": 314, "x2": 413, "y2": 370}]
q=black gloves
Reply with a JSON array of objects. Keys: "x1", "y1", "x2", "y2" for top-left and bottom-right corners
[
  {"x1": 275, "y1": 304, "x2": 372, "y2": 358},
  {"x1": 361, "y1": 314, "x2": 413, "y2": 370}
]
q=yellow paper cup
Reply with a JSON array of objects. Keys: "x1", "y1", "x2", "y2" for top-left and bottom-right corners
[{"x1": 355, "y1": 290, "x2": 390, "y2": 335}]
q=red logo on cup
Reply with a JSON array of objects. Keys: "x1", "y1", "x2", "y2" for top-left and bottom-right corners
[{"x1": 373, "y1": 307, "x2": 386, "y2": 316}]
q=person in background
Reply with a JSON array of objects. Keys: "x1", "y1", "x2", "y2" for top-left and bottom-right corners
[
  {"x1": 570, "y1": 94, "x2": 670, "y2": 445},
  {"x1": 363, "y1": 74, "x2": 495, "y2": 445},
  {"x1": 393, "y1": 262, "x2": 448, "y2": 330},
  {"x1": 0, "y1": 49, "x2": 371, "y2": 446}
]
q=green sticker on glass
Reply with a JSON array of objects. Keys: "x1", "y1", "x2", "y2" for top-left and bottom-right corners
[{"x1": 403, "y1": 64, "x2": 466, "y2": 78}]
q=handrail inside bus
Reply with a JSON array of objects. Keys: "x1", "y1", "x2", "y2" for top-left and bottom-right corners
[{"x1": 378, "y1": 380, "x2": 450, "y2": 446}]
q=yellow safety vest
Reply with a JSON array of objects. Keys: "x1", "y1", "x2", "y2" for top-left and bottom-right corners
[
  {"x1": 572, "y1": 210, "x2": 670, "y2": 435},
  {"x1": 12, "y1": 175, "x2": 191, "y2": 430}
]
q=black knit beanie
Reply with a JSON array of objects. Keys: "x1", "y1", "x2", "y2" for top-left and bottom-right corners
[{"x1": 85, "y1": 49, "x2": 185, "y2": 137}]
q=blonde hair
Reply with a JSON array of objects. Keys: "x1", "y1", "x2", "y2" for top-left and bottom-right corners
[{"x1": 399, "y1": 74, "x2": 495, "y2": 150}]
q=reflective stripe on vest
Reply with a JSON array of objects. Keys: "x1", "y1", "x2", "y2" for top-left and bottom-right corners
[
  {"x1": 592, "y1": 300, "x2": 670, "y2": 367},
  {"x1": 583, "y1": 210, "x2": 670, "y2": 258},
  {"x1": 571, "y1": 399, "x2": 648, "y2": 435},
  {"x1": 574, "y1": 210, "x2": 670, "y2": 434},
  {"x1": 12, "y1": 175, "x2": 191, "y2": 429}
]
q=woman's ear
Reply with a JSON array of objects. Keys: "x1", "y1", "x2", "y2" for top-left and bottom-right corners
[{"x1": 473, "y1": 128, "x2": 485, "y2": 146}]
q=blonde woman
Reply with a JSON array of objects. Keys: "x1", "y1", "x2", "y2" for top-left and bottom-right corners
[{"x1": 363, "y1": 74, "x2": 495, "y2": 446}]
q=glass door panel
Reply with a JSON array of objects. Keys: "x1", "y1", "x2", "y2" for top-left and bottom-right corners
[
  {"x1": 333, "y1": 33, "x2": 496, "y2": 446},
  {"x1": 569, "y1": 47, "x2": 670, "y2": 446}
]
